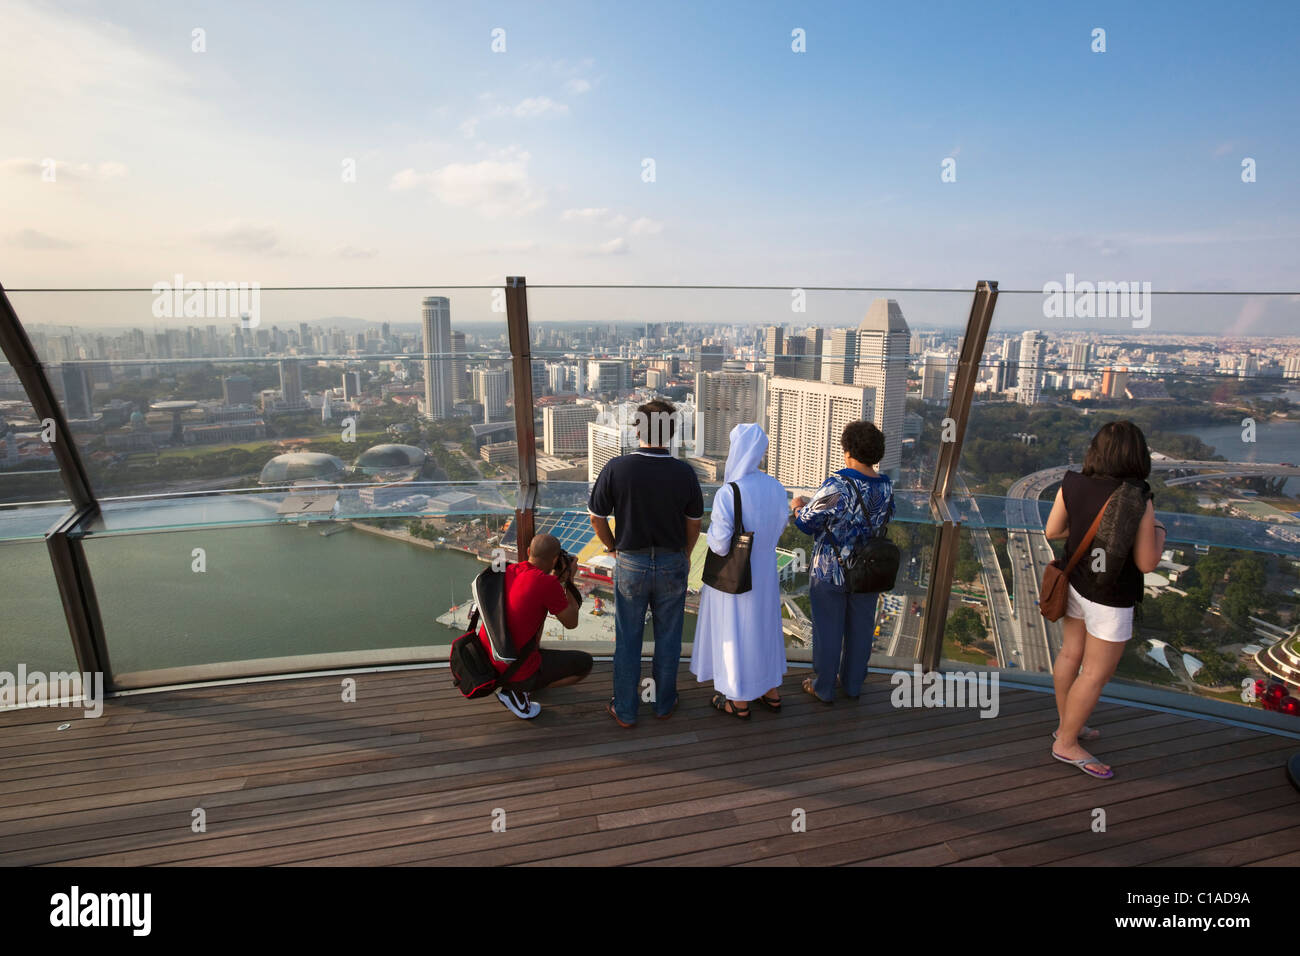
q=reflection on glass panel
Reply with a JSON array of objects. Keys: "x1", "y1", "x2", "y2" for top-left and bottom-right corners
[
  {"x1": 0, "y1": 358, "x2": 69, "y2": 506},
  {"x1": 0, "y1": 510, "x2": 78, "y2": 675}
]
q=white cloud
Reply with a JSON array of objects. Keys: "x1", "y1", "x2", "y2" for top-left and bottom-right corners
[
  {"x1": 628, "y1": 217, "x2": 664, "y2": 236},
  {"x1": 200, "y1": 221, "x2": 287, "y2": 255},
  {"x1": 562, "y1": 208, "x2": 664, "y2": 238},
  {"x1": 1, "y1": 157, "x2": 128, "y2": 182},
  {"x1": 8, "y1": 228, "x2": 81, "y2": 250},
  {"x1": 338, "y1": 245, "x2": 377, "y2": 259},
  {"x1": 589, "y1": 237, "x2": 628, "y2": 256},
  {"x1": 562, "y1": 207, "x2": 612, "y2": 222},
  {"x1": 565, "y1": 78, "x2": 592, "y2": 95},
  {"x1": 390, "y1": 147, "x2": 545, "y2": 217},
  {"x1": 512, "y1": 96, "x2": 568, "y2": 117}
]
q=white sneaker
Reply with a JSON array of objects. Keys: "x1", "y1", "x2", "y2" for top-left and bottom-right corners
[{"x1": 497, "y1": 687, "x2": 541, "y2": 720}]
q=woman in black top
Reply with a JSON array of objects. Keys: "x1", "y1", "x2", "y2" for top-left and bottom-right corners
[{"x1": 1043, "y1": 421, "x2": 1166, "y2": 779}]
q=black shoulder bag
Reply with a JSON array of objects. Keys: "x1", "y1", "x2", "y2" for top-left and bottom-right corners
[
  {"x1": 701, "y1": 481, "x2": 754, "y2": 594},
  {"x1": 828, "y1": 479, "x2": 900, "y2": 594}
]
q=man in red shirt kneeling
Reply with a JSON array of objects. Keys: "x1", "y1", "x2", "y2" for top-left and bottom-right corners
[{"x1": 478, "y1": 532, "x2": 592, "y2": 719}]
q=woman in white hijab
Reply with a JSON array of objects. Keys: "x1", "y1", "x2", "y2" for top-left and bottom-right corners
[{"x1": 690, "y1": 423, "x2": 790, "y2": 718}]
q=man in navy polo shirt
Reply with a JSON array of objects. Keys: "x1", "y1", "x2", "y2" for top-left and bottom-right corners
[{"x1": 589, "y1": 399, "x2": 703, "y2": 726}]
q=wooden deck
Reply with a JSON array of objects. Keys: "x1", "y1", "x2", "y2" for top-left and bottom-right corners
[{"x1": 1, "y1": 663, "x2": 1298, "y2": 866}]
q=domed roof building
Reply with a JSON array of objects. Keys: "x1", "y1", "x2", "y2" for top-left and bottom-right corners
[
  {"x1": 354, "y1": 443, "x2": 427, "y2": 477},
  {"x1": 258, "y1": 452, "x2": 347, "y2": 485}
]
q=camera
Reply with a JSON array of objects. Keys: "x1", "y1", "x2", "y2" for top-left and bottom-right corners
[{"x1": 553, "y1": 550, "x2": 575, "y2": 578}]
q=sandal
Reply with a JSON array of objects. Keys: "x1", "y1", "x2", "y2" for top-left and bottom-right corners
[
  {"x1": 802, "y1": 677, "x2": 833, "y2": 704},
  {"x1": 1052, "y1": 750, "x2": 1113, "y2": 779},
  {"x1": 1052, "y1": 726, "x2": 1100, "y2": 741},
  {"x1": 757, "y1": 692, "x2": 782, "y2": 713},
  {"x1": 711, "y1": 693, "x2": 750, "y2": 720}
]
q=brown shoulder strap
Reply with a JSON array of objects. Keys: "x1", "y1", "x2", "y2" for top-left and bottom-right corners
[{"x1": 1063, "y1": 491, "x2": 1112, "y2": 575}]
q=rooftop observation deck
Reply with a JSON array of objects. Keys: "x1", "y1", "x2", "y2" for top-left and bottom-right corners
[{"x1": 3, "y1": 662, "x2": 1297, "y2": 867}]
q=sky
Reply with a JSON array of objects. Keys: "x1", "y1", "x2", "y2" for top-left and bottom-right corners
[{"x1": 2, "y1": 0, "x2": 1299, "y2": 334}]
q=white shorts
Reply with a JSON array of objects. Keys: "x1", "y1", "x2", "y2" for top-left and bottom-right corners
[{"x1": 1066, "y1": 584, "x2": 1133, "y2": 643}]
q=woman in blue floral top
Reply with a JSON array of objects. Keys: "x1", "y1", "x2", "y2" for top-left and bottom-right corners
[{"x1": 791, "y1": 421, "x2": 894, "y2": 703}]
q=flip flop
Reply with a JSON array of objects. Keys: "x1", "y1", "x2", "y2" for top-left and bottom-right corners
[
  {"x1": 1053, "y1": 726, "x2": 1100, "y2": 741},
  {"x1": 1053, "y1": 750, "x2": 1113, "y2": 779}
]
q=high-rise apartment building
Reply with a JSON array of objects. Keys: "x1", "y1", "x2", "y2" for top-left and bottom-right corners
[
  {"x1": 695, "y1": 371, "x2": 768, "y2": 459},
  {"x1": 1016, "y1": 330, "x2": 1048, "y2": 406},
  {"x1": 543, "y1": 403, "x2": 598, "y2": 457},
  {"x1": 764, "y1": 326, "x2": 784, "y2": 377},
  {"x1": 421, "y1": 296, "x2": 453, "y2": 420},
  {"x1": 852, "y1": 299, "x2": 910, "y2": 478},
  {"x1": 766, "y1": 378, "x2": 872, "y2": 489}
]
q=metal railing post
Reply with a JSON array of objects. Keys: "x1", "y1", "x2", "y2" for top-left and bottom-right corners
[
  {"x1": 917, "y1": 280, "x2": 998, "y2": 672},
  {"x1": 0, "y1": 283, "x2": 110, "y2": 680},
  {"x1": 505, "y1": 277, "x2": 538, "y2": 560}
]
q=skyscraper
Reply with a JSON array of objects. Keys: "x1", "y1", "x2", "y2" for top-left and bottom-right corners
[
  {"x1": 1070, "y1": 341, "x2": 1092, "y2": 376},
  {"x1": 421, "y1": 296, "x2": 452, "y2": 420},
  {"x1": 1000, "y1": 338, "x2": 1020, "y2": 390},
  {"x1": 450, "y1": 330, "x2": 468, "y2": 403},
  {"x1": 221, "y1": 374, "x2": 253, "y2": 407},
  {"x1": 922, "y1": 353, "x2": 951, "y2": 404},
  {"x1": 803, "y1": 328, "x2": 824, "y2": 380},
  {"x1": 764, "y1": 326, "x2": 784, "y2": 377},
  {"x1": 278, "y1": 359, "x2": 305, "y2": 408},
  {"x1": 694, "y1": 345, "x2": 725, "y2": 372},
  {"x1": 853, "y1": 299, "x2": 910, "y2": 478},
  {"x1": 60, "y1": 366, "x2": 94, "y2": 420},
  {"x1": 820, "y1": 328, "x2": 858, "y2": 385},
  {"x1": 341, "y1": 371, "x2": 361, "y2": 399},
  {"x1": 475, "y1": 367, "x2": 511, "y2": 423},
  {"x1": 587, "y1": 418, "x2": 639, "y2": 482},
  {"x1": 1017, "y1": 330, "x2": 1048, "y2": 405},
  {"x1": 766, "y1": 377, "x2": 871, "y2": 489},
  {"x1": 694, "y1": 371, "x2": 768, "y2": 459}
]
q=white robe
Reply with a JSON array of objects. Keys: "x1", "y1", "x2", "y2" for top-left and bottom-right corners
[{"x1": 690, "y1": 424, "x2": 789, "y2": 701}]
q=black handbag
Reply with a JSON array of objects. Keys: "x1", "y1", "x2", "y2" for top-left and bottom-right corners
[
  {"x1": 829, "y1": 479, "x2": 900, "y2": 594},
  {"x1": 702, "y1": 481, "x2": 754, "y2": 594}
]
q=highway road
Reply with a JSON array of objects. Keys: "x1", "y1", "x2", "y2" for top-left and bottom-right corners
[{"x1": 956, "y1": 476, "x2": 1019, "y2": 669}]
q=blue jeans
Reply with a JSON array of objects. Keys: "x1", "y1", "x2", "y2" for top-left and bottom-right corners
[
  {"x1": 612, "y1": 549, "x2": 689, "y2": 723},
  {"x1": 809, "y1": 576, "x2": 879, "y2": 700}
]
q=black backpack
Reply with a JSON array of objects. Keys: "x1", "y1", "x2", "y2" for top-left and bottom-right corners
[
  {"x1": 448, "y1": 566, "x2": 542, "y2": 698},
  {"x1": 828, "y1": 478, "x2": 900, "y2": 594}
]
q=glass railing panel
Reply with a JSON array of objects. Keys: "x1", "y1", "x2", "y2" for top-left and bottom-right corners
[
  {"x1": 81, "y1": 517, "x2": 490, "y2": 679},
  {"x1": 0, "y1": 507, "x2": 79, "y2": 679}
]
